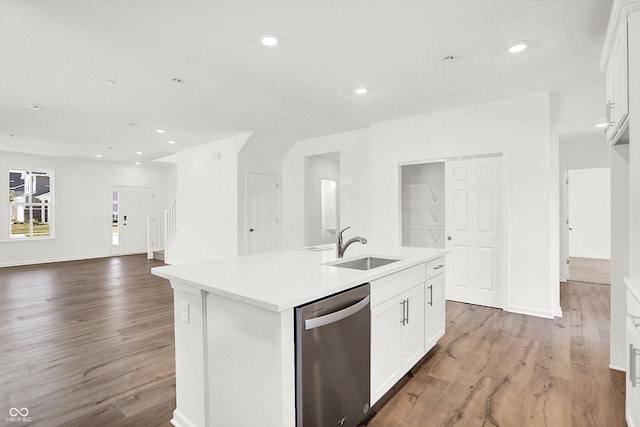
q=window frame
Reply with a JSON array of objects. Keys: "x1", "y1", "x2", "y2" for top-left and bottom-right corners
[{"x1": 8, "y1": 168, "x2": 55, "y2": 240}]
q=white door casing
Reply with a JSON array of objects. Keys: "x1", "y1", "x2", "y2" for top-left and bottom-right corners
[
  {"x1": 445, "y1": 156, "x2": 505, "y2": 309},
  {"x1": 247, "y1": 172, "x2": 278, "y2": 255},
  {"x1": 120, "y1": 187, "x2": 154, "y2": 255}
]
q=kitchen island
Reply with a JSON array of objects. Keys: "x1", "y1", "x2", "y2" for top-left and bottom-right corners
[{"x1": 152, "y1": 245, "x2": 447, "y2": 427}]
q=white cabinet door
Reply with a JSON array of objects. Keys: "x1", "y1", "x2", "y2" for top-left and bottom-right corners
[
  {"x1": 606, "y1": 19, "x2": 629, "y2": 144},
  {"x1": 371, "y1": 283, "x2": 425, "y2": 404},
  {"x1": 401, "y1": 284, "x2": 425, "y2": 372},
  {"x1": 628, "y1": 317, "x2": 640, "y2": 427},
  {"x1": 371, "y1": 296, "x2": 403, "y2": 404},
  {"x1": 425, "y1": 273, "x2": 445, "y2": 352}
]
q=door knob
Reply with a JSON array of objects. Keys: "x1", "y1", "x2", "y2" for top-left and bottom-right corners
[
  {"x1": 569, "y1": 228, "x2": 573, "y2": 231},
  {"x1": 249, "y1": 228, "x2": 254, "y2": 232},
  {"x1": 447, "y1": 236, "x2": 452, "y2": 241}
]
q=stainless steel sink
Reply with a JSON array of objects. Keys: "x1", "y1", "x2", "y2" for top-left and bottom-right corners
[{"x1": 328, "y1": 256, "x2": 400, "y2": 270}]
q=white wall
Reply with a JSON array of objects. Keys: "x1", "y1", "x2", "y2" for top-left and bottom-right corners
[
  {"x1": 281, "y1": 92, "x2": 560, "y2": 318},
  {"x1": 567, "y1": 168, "x2": 611, "y2": 259},
  {"x1": 166, "y1": 133, "x2": 250, "y2": 264},
  {"x1": 304, "y1": 155, "x2": 339, "y2": 246},
  {"x1": 0, "y1": 151, "x2": 169, "y2": 267}
]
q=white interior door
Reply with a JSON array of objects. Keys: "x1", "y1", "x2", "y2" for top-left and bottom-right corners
[
  {"x1": 567, "y1": 168, "x2": 611, "y2": 260},
  {"x1": 445, "y1": 156, "x2": 505, "y2": 309},
  {"x1": 247, "y1": 172, "x2": 278, "y2": 255},
  {"x1": 121, "y1": 187, "x2": 154, "y2": 255}
]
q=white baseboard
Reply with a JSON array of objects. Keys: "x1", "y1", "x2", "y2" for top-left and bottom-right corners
[
  {"x1": 506, "y1": 305, "x2": 555, "y2": 319},
  {"x1": 609, "y1": 363, "x2": 626, "y2": 372},
  {"x1": 0, "y1": 253, "x2": 111, "y2": 268},
  {"x1": 171, "y1": 409, "x2": 199, "y2": 427},
  {"x1": 0, "y1": 252, "x2": 147, "y2": 268}
]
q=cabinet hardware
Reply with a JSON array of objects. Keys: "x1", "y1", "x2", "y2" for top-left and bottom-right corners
[
  {"x1": 428, "y1": 285, "x2": 433, "y2": 306},
  {"x1": 406, "y1": 298, "x2": 409, "y2": 324},
  {"x1": 607, "y1": 101, "x2": 616, "y2": 127},
  {"x1": 400, "y1": 299, "x2": 410, "y2": 325},
  {"x1": 434, "y1": 264, "x2": 444, "y2": 270},
  {"x1": 632, "y1": 316, "x2": 640, "y2": 328},
  {"x1": 631, "y1": 344, "x2": 639, "y2": 388}
]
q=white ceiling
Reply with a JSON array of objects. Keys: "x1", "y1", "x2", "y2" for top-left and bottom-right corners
[{"x1": 0, "y1": 0, "x2": 611, "y2": 165}]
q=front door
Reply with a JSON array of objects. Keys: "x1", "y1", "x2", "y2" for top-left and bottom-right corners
[
  {"x1": 445, "y1": 155, "x2": 505, "y2": 309},
  {"x1": 247, "y1": 172, "x2": 278, "y2": 255},
  {"x1": 120, "y1": 187, "x2": 154, "y2": 255}
]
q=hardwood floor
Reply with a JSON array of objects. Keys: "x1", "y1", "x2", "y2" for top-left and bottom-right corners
[
  {"x1": 1, "y1": 256, "x2": 626, "y2": 426},
  {"x1": 569, "y1": 257, "x2": 611, "y2": 285},
  {"x1": 365, "y1": 281, "x2": 626, "y2": 427},
  {"x1": 0, "y1": 255, "x2": 175, "y2": 426}
]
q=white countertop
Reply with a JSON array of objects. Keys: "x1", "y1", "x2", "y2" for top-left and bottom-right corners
[{"x1": 152, "y1": 245, "x2": 447, "y2": 312}]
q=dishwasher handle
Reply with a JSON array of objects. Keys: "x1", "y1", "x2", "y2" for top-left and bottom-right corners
[{"x1": 305, "y1": 295, "x2": 370, "y2": 330}]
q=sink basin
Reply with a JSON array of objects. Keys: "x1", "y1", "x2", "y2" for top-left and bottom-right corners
[{"x1": 329, "y1": 256, "x2": 400, "y2": 270}]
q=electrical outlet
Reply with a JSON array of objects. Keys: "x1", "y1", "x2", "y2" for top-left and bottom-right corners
[{"x1": 181, "y1": 300, "x2": 189, "y2": 323}]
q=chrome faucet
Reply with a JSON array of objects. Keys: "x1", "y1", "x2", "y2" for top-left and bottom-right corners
[{"x1": 337, "y1": 226, "x2": 368, "y2": 258}]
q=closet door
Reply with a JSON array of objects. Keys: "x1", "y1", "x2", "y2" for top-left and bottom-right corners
[{"x1": 445, "y1": 156, "x2": 505, "y2": 309}]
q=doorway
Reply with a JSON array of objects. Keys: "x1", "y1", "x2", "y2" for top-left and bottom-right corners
[
  {"x1": 565, "y1": 167, "x2": 611, "y2": 284},
  {"x1": 111, "y1": 187, "x2": 155, "y2": 255},
  {"x1": 304, "y1": 152, "x2": 340, "y2": 247}
]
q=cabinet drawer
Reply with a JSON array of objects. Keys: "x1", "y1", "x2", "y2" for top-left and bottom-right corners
[
  {"x1": 426, "y1": 257, "x2": 445, "y2": 279},
  {"x1": 371, "y1": 264, "x2": 425, "y2": 307}
]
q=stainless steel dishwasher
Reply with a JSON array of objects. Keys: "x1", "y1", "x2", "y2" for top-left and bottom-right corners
[{"x1": 295, "y1": 283, "x2": 371, "y2": 427}]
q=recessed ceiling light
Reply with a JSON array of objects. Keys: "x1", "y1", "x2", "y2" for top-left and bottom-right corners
[
  {"x1": 595, "y1": 123, "x2": 608, "y2": 128},
  {"x1": 29, "y1": 104, "x2": 41, "y2": 110},
  {"x1": 167, "y1": 140, "x2": 176, "y2": 144},
  {"x1": 354, "y1": 87, "x2": 368, "y2": 95},
  {"x1": 156, "y1": 129, "x2": 166, "y2": 133},
  {"x1": 96, "y1": 154, "x2": 103, "y2": 158},
  {"x1": 508, "y1": 41, "x2": 529, "y2": 54},
  {"x1": 136, "y1": 151, "x2": 144, "y2": 155},
  {"x1": 134, "y1": 162, "x2": 141, "y2": 165},
  {"x1": 260, "y1": 35, "x2": 280, "y2": 47}
]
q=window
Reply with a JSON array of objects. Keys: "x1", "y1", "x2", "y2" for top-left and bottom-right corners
[{"x1": 9, "y1": 169, "x2": 53, "y2": 239}]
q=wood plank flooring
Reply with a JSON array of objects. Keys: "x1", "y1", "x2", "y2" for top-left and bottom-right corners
[
  {"x1": 569, "y1": 257, "x2": 611, "y2": 285},
  {"x1": 0, "y1": 255, "x2": 175, "y2": 426},
  {"x1": 365, "y1": 281, "x2": 626, "y2": 427},
  {"x1": 0, "y1": 256, "x2": 626, "y2": 426}
]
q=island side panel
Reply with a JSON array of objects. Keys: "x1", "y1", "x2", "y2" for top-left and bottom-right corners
[
  {"x1": 207, "y1": 292, "x2": 295, "y2": 427},
  {"x1": 171, "y1": 283, "x2": 209, "y2": 427}
]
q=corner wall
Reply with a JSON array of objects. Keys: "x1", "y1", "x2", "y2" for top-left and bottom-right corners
[{"x1": 166, "y1": 133, "x2": 250, "y2": 264}]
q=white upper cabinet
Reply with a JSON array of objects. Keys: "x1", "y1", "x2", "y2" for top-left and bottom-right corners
[
  {"x1": 605, "y1": 19, "x2": 628, "y2": 144},
  {"x1": 602, "y1": 2, "x2": 640, "y2": 145}
]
